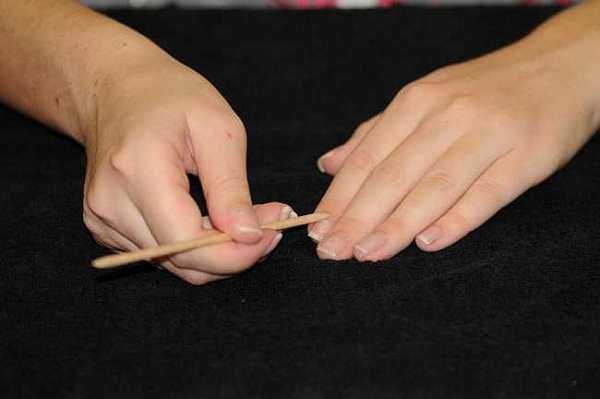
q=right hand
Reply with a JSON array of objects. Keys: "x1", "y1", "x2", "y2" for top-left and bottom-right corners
[{"x1": 82, "y1": 55, "x2": 291, "y2": 285}]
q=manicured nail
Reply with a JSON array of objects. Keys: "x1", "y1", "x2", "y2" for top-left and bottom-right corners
[
  {"x1": 354, "y1": 232, "x2": 387, "y2": 262},
  {"x1": 202, "y1": 217, "x2": 213, "y2": 230},
  {"x1": 235, "y1": 207, "x2": 263, "y2": 239},
  {"x1": 317, "y1": 149, "x2": 336, "y2": 173},
  {"x1": 263, "y1": 232, "x2": 283, "y2": 257},
  {"x1": 416, "y1": 225, "x2": 442, "y2": 246},
  {"x1": 279, "y1": 206, "x2": 294, "y2": 221},
  {"x1": 317, "y1": 232, "x2": 348, "y2": 260},
  {"x1": 308, "y1": 218, "x2": 335, "y2": 242}
]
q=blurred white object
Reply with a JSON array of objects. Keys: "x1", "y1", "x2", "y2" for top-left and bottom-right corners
[{"x1": 81, "y1": 0, "x2": 569, "y2": 7}]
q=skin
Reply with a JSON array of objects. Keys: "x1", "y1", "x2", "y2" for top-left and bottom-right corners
[
  {"x1": 0, "y1": 1, "x2": 291, "y2": 285},
  {"x1": 2, "y1": 2, "x2": 599, "y2": 284},
  {"x1": 310, "y1": 1, "x2": 600, "y2": 262}
]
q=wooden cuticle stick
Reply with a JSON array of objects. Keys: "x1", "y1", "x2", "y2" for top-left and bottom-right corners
[{"x1": 92, "y1": 212, "x2": 329, "y2": 270}]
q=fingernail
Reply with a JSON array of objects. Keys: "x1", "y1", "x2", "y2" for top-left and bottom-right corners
[
  {"x1": 416, "y1": 225, "x2": 442, "y2": 246},
  {"x1": 317, "y1": 149, "x2": 335, "y2": 173},
  {"x1": 202, "y1": 217, "x2": 213, "y2": 230},
  {"x1": 308, "y1": 218, "x2": 335, "y2": 242},
  {"x1": 290, "y1": 210, "x2": 298, "y2": 218},
  {"x1": 235, "y1": 207, "x2": 263, "y2": 239},
  {"x1": 263, "y1": 232, "x2": 283, "y2": 257},
  {"x1": 354, "y1": 232, "x2": 387, "y2": 262},
  {"x1": 279, "y1": 206, "x2": 295, "y2": 221},
  {"x1": 317, "y1": 232, "x2": 348, "y2": 260}
]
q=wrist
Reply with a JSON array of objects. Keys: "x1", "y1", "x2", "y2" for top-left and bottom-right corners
[{"x1": 524, "y1": 3, "x2": 600, "y2": 129}]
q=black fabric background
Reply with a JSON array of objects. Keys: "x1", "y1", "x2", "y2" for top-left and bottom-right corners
[{"x1": 2, "y1": 6, "x2": 600, "y2": 398}]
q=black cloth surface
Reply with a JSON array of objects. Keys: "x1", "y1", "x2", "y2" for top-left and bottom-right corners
[{"x1": 2, "y1": 6, "x2": 600, "y2": 398}]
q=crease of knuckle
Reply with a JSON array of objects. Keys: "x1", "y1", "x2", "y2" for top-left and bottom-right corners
[
  {"x1": 344, "y1": 147, "x2": 379, "y2": 175},
  {"x1": 108, "y1": 148, "x2": 137, "y2": 180},
  {"x1": 443, "y1": 210, "x2": 474, "y2": 234},
  {"x1": 370, "y1": 160, "x2": 406, "y2": 187},
  {"x1": 316, "y1": 198, "x2": 346, "y2": 218},
  {"x1": 422, "y1": 170, "x2": 456, "y2": 193},
  {"x1": 471, "y1": 179, "x2": 509, "y2": 209},
  {"x1": 382, "y1": 212, "x2": 418, "y2": 235},
  {"x1": 333, "y1": 216, "x2": 371, "y2": 237}
]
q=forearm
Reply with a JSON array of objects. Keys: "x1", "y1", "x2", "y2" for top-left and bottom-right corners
[{"x1": 0, "y1": 0, "x2": 169, "y2": 144}]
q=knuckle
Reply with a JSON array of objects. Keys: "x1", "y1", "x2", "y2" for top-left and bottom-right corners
[
  {"x1": 395, "y1": 80, "x2": 448, "y2": 109},
  {"x1": 445, "y1": 210, "x2": 474, "y2": 233},
  {"x1": 224, "y1": 112, "x2": 247, "y2": 137},
  {"x1": 383, "y1": 213, "x2": 413, "y2": 233},
  {"x1": 371, "y1": 160, "x2": 404, "y2": 186},
  {"x1": 84, "y1": 184, "x2": 112, "y2": 222},
  {"x1": 108, "y1": 148, "x2": 135, "y2": 178},
  {"x1": 82, "y1": 207, "x2": 99, "y2": 233},
  {"x1": 345, "y1": 147, "x2": 378, "y2": 174},
  {"x1": 472, "y1": 179, "x2": 509, "y2": 207},
  {"x1": 334, "y1": 215, "x2": 370, "y2": 236},
  {"x1": 444, "y1": 95, "x2": 478, "y2": 120},
  {"x1": 90, "y1": 233, "x2": 110, "y2": 247},
  {"x1": 203, "y1": 108, "x2": 247, "y2": 141},
  {"x1": 399, "y1": 81, "x2": 434, "y2": 102},
  {"x1": 423, "y1": 170, "x2": 455, "y2": 193}
]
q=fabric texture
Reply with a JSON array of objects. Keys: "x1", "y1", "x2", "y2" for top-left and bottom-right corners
[{"x1": 2, "y1": 6, "x2": 600, "y2": 398}]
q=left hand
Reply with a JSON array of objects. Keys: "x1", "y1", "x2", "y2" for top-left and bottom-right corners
[{"x1": 309, "y1": 25, "x2": 600, "y2": 262}]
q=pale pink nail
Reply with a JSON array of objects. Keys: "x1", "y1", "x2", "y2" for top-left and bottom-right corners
[
  {"x1": 317, "y1": 232, "x2": 349, "y2": 260},
  {"x1": 202, "y1": 217, "x2": 213, "y2": 230},
  {"x1": 308, "y1": 218, "x2": 335, "y2": 242},
  {"x1": 317, "y1": 149, "x2": 336, "y2": 173},
  {"x1": 354, "y1": 232, "x2": 388, "y2": 262},
  {"x1": 416, "y1": 225, "x2": 442, "y2": 246},
  {"x1": 279, "y1": 206, "x2": 295, "y2": 221},
  {"x1": 235, "y1": 207, "x2": 263, "y2": 239}
]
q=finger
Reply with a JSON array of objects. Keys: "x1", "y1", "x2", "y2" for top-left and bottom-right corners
[
  {"x1": 166, "y1": 201, "x2": 290, "y2": 275},
  {"x1": 351, "y1": 132, "x2": 511, "y2": 261},
  {"x1": 130, "y1": 142, "x2": 289, "y2": 275},
  {"x1": 314, "y1": 113, "x2": 467, "y2": 260},
  {"x1": 86, "y1": 191, "x2": 228, "y2": 282},
  {"x1": 187, "y1": 111, "x2": 263, "y2": 244},
  {"x1": 414, "y1": 151, "x2": 540, "y2": 252},
  {"x1": 310, "y1": 82, "x2": 445, "y2": 241},
  {"x1": 317, "y1": 113, "x2": 381, "y2": 176}
]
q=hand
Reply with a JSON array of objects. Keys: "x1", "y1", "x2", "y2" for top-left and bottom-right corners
[
  {"x1": 309, "y1": 25, "x2": 600, "y2": 262},
  {"x1": 83, "y1": 56, "x2": 291, "y2": 284}
]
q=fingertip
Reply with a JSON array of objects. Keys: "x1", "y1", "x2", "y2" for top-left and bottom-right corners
[
  {"x1": 415, "y1": 225, "x2": 451, "y2": 252},
  {"x1": 317, "y1": 148, "x2": 341, "y2": 175}
]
